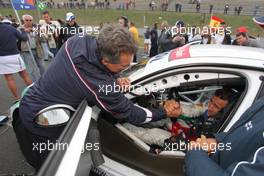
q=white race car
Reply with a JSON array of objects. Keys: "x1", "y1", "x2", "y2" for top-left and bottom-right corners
[{"x1": 10, "y1": 45, "x2": 264, "y2": 176}]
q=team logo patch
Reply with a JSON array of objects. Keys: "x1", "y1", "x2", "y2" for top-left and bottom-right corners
[{"x1": 245, "y1": 121, "x2": 253, "y2": 131}]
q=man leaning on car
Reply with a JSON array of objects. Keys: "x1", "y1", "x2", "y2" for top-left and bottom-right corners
[{"x1": 12, "y1": 25, "x2": 182, "y2": 171}]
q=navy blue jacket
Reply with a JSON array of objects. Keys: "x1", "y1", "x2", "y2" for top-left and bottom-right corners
[
  {"x1": 185, "y1": 96, "x2": 264, "y2": 176},
  {"x1": 150, "y1": 28, "x2": 158, "y2": 47},
  {"x1": 19, "y1": 35, "x2": 166, "y2": 138},
  {"x1": 0, "y1": 23, "x2": 28, "y2": 56}
]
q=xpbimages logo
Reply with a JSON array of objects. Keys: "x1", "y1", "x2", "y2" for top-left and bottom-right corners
[
  {"x1": 32, "y1": 140, "x2": 100, "y2": 154},
  {"x1": 164, "y1": 141, "x2": 232, "y2": 153},
  {"x1": 32, "y1": 24, "x2": 100, "y2": 38},
  {"x1": 98, "y1": 82, "x2": 166, "y2": 95},
  {"x1": 164, "y1": 25, "x2": 232, "y2": 37}
]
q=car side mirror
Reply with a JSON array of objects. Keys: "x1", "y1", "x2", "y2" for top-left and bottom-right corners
[{"x1": 35, "y1": 105, "x2": 75, "y2": 127}]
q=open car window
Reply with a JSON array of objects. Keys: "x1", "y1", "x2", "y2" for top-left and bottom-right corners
[{"x1": 116, "y1": 71, "x2": 246, "y2": 156}]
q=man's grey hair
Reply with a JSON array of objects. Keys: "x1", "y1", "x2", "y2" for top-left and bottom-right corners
[
  {"x1": 97, "y1": 24, "x2": 138, "y2": 64},
  {"x1": 22, "y1": 14, "x2": 33, "y2": 20}
]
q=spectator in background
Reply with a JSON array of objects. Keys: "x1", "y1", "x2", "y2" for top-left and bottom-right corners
[
  {"x1": 196, "y1": 2, "x2": 201, "y2": 13},
  {"x1": 175, "y1": 3, "x2": 179, "y2": 12},
  {"x1": 20, "y1": 14, "x2": 45, "y2": 81},
  {"x1": 149, "y1": 2, "x2": 152, "y2": 10},
  {"x1": 161, "y1": 0, "x2": 168, "y2": 11},
  {"x1": 232, "y1": 27, "x2": 248, "y2": 45},
  {"x1": 0, "y1": 22, "x2": 32, "y2": 101},
  {"x1": 118, "y1": 16, "x2": 128, "y2": 28},
  {"x1": 0, "y1": 14, "x2": 3, "y2": 21},
  {"x1": 221, "y1": 22, "x2": 231, "y2": 45},
  {"x1": 212, "y1": 22, "x2": 231, "y2": 45},
  {"x1": 165, "y1": 0, "x2": 168, "y2": 11},
  {"x1": 238, "y1": 6, "x2": 243, "y2": 16},
  {"x1": 150, "y1": 1, "x2": 155, "y2": 11},
  {"x1": 161, "y1": 0, "x2": 164, "y2": 11},
  {"x1": 144, "y1": 27, "x2": 151, "y2": 54},
  {"x1": 179, "y1": 3, "x2": 182, "y2": 12},
  {"x1": 188, "y1": 25, "x2": 202, "y2": 42},
  {"x1": 175, "y1": 3, "x2": 182, "y2": 12},
  {"x1": 202, "y1": 34, "x2": 211, "y2": 44},
  {"x1": 106, "y1": 0, "x2": 110, "y2": 9},
  {"x1": 196, "y1": 2, "x2": 200, "y2": 13},
  {"x1": 158, "y1": 20, "x2": 187, "y2": 52},
  {"x1": 234, "y1": 7, "x2": 238, "y2": 15},
  {"x1": 224, "y1": 3, "x2": 229, "y2": 14},
  {"x1": 173, "y1": 20, "x2": 188, "y2": 44},
  {"x1": 201, "y1": 26, "x2": 212, "y2": 44},
  {"x1": 158, "y1": 21, "x2": 172, "y2": 53},
  {"x1": 149, "y1": 22, "x2": 158, "y2": 57},
  {"x1": 99, "y1": 22, "x2": 104, "y2": 31},
  {"x1": 209, "y1": 4, "x2": 213, "y2": 14},
  {"x1": 128, "y1": 21, "x2": 139, "y2": 62},
  {"x1": 254, "y1": 5, "x2": 260, "y2": 17},
  {"x1": 132, "y1": 0, "x2": 135, "y2": 8},
  {"x1": 40, "y1": 11, "x2": 58, "y2": 60},
  {"x1": 233, "y1": 27, "x2": 262, "y2": 48},
  {"x1": 58, "y1": 12, "x2": 82, "y2": 49},
  {"x1": 121, "y1": 2, "x2": 125, "y2": 10},
  {"x1": 125, "y1": 0, "x2": 129, "y2": 10}
]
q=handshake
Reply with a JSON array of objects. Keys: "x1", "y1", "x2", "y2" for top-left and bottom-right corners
[
  {"x1": 163, "y1": 100, "x2": 182, "y2": 118},
  {"x1": 116, "y1": 77, "x2": 182, "y2": 118}
]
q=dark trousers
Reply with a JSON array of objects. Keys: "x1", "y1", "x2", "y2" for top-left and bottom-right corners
[
  {"x1": 149, "y1": 45, "x2": 158, "y2": 57},
  {"x1": 12, "y1": 115, "x2": 57, "y2": 171},
  {"x1": 133, "y1": 54, "x2": 137, "y2": 62}
]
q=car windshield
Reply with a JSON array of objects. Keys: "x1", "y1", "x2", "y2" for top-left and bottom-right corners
[{"x1": 120, "y1": 58, "x2": 149, "y2": 77}]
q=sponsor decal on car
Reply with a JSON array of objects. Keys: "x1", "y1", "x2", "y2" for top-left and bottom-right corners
[{"x1": 169, "y1": 45, "x2": 191, "y2": 61}]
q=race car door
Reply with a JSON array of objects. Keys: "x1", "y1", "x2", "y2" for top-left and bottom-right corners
[{"x1": 37, "y1": 100, "x2": 104, "y2": 176}]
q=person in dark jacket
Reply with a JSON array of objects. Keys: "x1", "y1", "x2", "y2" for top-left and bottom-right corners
[
  {"x1": 58, "y1": 12, "x2": 82, "y2": 48},
  {"x1": 13, "y1": 25, "x2": 182, "y2": 170},
  {"x1": 0, "y1": 22, "x2": 32, "y2": 101},
  {"x1": 185, "y1": 95, "x2": 264, "y2": 176},
  {"x1": 149, "y1": 22, "x2": 159, "y2": 57},
  {"x1": 158, "y1": 21, "x2": 173, "y2": 53},
  {"x1": 232, "y1": 26, "x2": 262, "y2": 48},
  {"x1": 169, "y1": 20, "x2": 187, "y2": 49}
]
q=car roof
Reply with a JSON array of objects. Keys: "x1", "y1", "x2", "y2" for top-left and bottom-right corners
[{"x1": 141, "y1": 45, "x2": 264, "y2": 78}]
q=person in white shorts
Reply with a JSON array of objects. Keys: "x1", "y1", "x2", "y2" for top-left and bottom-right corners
[
  {"x1": 0, "y1": 21, "x2": 32, "y2": 101},
  {"x1": 144, "y1": 27, "x2": 151, "y2": 54}
]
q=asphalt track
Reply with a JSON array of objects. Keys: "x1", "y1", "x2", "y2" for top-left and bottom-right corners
[
  {"x1": 0, "y1": 60, "x2": 55, "y2": 175},
  {"x1": 0, "y1": 68, "x2": 35, "y2": 175}
]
